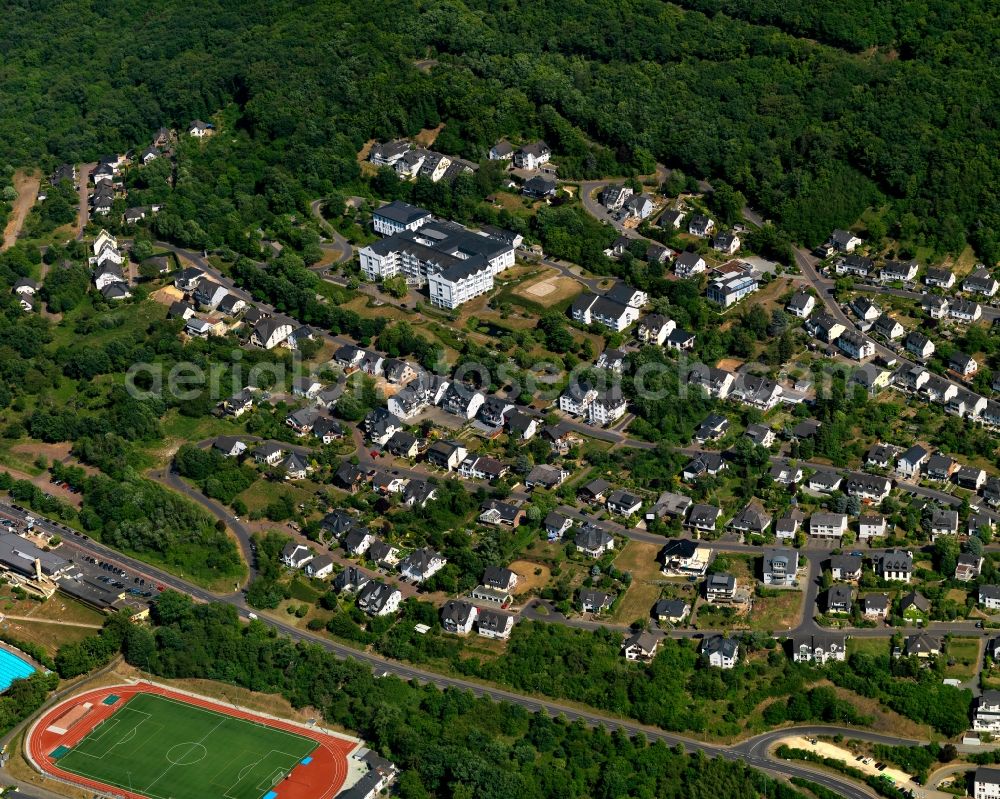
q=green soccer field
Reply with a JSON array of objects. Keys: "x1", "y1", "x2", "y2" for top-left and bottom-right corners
[{"x1": 55, "y1": 693, "x2": 317, "y2": 799}]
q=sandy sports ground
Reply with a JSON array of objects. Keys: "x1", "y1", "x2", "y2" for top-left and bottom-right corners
[
  {"x1": 777, "y1": 735, "x2": 912, "y2": 787},
  {"x1": 513, "y1": 270, "x2": 582, "y2": 304}
]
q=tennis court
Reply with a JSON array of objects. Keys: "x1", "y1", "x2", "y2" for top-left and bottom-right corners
[{"x1": 53, "y1": 692, "x2": 318, "y2": 799}]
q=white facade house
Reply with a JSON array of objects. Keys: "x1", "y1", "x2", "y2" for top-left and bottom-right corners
[
  {"x1": 571, "y1": 291, "x2": 641, "y2": 332},
  {"x1": 858, "y1": 515, "x2": 888, "y2": 539},
  {"x1": 836, "y1": 330, "x2": 875, "y2": 360},
  {"x1": 372, "y1": 200, "x2": 432, "y2": 236},
  {"x1": 792, "y1": 635, "x2": 847, "y2": 664},
  {"x1": 786, "y1": 290, "x2": 815, "y2": 319},
  {"x1": 974, "y1": 767, "x2": 1000, "y2": 799},
  {"x1": 951, "y1": 299, "x2": 982, "y2": 322},
  {"x1": 702, "y1": 635, "x2": 738, "y2": 669},
  {"x1": 251, "y1": 317, "x2": 294, "y2": 350},
  {"x1": 588, "y1": 387, "x2": 627, "y2": 426},
  {"x1": 674, "y1": 251, "x2": 706, "y2": 277},
  {"x1": 809, "y1": 513, "x2": 848, "y2": 539},
  {"x1": 879, "y1": 550, "x2": 913, "y2": 582},
  {"x1": 513, "y1": 141, "x2": 551, "y2": 170}
]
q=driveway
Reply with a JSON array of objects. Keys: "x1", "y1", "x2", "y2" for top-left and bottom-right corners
[{"x1": 75, "y1": 162, "x2": 95, "y2": 239}]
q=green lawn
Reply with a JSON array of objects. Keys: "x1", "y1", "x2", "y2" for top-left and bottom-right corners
[
  {"x1": 945, "y1": 637, "x2": 981, "y2": 679},
  {"x1": 847, "y1": 638, "x2": 889, "y2": 658},
  {"x1": 239, "y1": 478, "x2": 316, "y2": 514},
  {"x1": 56, "y1": 692, "x2": 317, "y2": 799}
]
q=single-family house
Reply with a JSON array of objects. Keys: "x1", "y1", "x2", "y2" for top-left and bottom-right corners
[
  {"x1": 878, "y1": 549, "x2": 913, "y2": 582},
  {"x1": 477, "y1": 609, "x2": 515, "y2": 640},
  {"x1": 399, "y1": 548, "x2": 446, "y2": 583},
  {"x1": 762, "y1": 548, "x2": 798, "y2": 586},
  {"x1": 702, "y1": 635, "x2": 739, "y2": 669},
  {"x1": 441, "y1": 601, "x2": 478, "y2": 635},
  {"x1": 652, "y1": 599, "x2": 690, "y2": 624},
  {"x1": 622, "y1": 631, "x2": 660, "y2": 661},
  {"x1": 574, "y1": 525, "x2": 615, "y2": 557}
]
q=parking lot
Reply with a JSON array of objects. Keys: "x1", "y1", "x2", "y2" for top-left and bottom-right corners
[
  {"x1": 0, "y1": 501, "x2": 163, "y2": 606},
  {"x1": 76, "y1": 555, "x2": 161, "y2": 599}
]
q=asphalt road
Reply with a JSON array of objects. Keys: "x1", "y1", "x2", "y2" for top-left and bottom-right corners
[
  {"x1": 0, "y1": 500, "x2": 927, "y2": 799},
  {"x1": 65, "y1": 211, "x2": 978, "y2": 798},
  {"x1": 791, "y1": 245, "x2": 983, "y2": 404},
  {"x1": 309, "y1": 199, "x2": 354, "y2": 265},
  {"x1": 853, "y1": 283, "x2": 1000, "y2": 323},
  {"x1": 147, "y1": 467, "x2": 257, "y2": 584}
]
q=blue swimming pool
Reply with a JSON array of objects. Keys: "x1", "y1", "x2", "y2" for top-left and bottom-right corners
[{"x1": 0, "y1": 647, "x2": 36, "y2": 691}]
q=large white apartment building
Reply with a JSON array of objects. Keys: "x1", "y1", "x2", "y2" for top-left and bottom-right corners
[{"x1": 358, "y1": 220, "x2": 516, "y2": 308}]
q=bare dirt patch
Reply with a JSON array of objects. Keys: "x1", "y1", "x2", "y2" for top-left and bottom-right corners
[
  {"x1": 414, "y1": 124, "x2": 444, "y2": 147},
  {"x1": 151, "y1": 285, "x2": 184, "y2": 306},
  {"x1": 2, "y1": 170, "x2": 40, "y2": 251},
  {"x1": 0, "y1": 462, "x2": 82, "y2": 507},
  {"x1": 357, "y1": 139, "x2": 376, "y2": 163},
  {"x1": 510, "y1": 560, "x2": 551, "y2": 597},
  {"x1": 11, "y1": 441, "x2": 75, "y2": 463},
  {"x1": 778, "y1": 735, "x2": 912, "y2": 785}
]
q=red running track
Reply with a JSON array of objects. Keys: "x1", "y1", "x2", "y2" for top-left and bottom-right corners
[{"x1": 28, "y1": 682, "x2": 359, "y2": 799}]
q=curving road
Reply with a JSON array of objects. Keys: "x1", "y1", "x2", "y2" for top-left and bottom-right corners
[
  {"x1": 59, "y1": 231, "x2": 973, "y2": 798},
  {"x1": 147, "y1": 466, "x2": 257, "y2": 584},
  {"x1": 0, "y1": 501, "x2": 905, "y2": 799},
  {"x1": 309, "y1": 199, "x2": 354, "y2": 265}
]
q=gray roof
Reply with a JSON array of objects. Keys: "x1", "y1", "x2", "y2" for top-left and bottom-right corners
[
  {"x1": 0, "y1": 533, "x2": 68, "y2": 576},
  {"x1": 830, "y1": 554, "x2": 862, "y2": 572},
  {"x1": 623, "y1": 630, "x2": 659, "y2": 653},
  {"x1": 864, "y1": 593, "x2": 890, "y2": 610},
  {"x1": 702, "y1": 634, "x2": 738, "y2": 658},
  {"x1": 605, "y1": 282, "x2": 642, "y2": 305},
  {"x1": 653, "y1": 599, "x2": 688, "y2": 617},
  {"x1": 675, "y1": 251, "x2": 703, "y2": 269},
  {"x1": 786, "y1": 290, "x2": 813, "y2": 310},
  {"x1": 544, "y1": 511, "x2": 570, "y2": 530},
  {"x1": 827, "y1": 584, "x2": 853, "y2": 605},
  {"x1": 880, "y1": 549, "x2": 913, "y2": 571},
  {"x1": 441, "y1": 599, "x2": 476, "y2": 628},
  {"x1": 574, "y1": 525, "x2": 613, "y2": 551},
  {"x1": 477, "y1": 608, "x2": 513, "y2": 634},
  {"x1": 483, "y1": 565, "x2": 516, "y2": 589},
  {"x1": 374, "y1": 200, "x2": 431, "y2": 225}
]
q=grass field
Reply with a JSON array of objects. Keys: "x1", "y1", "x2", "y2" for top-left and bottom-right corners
[
  {"x1": 56, "y1": 693, "x2": 317, "y2": 799},
  {"x1": 944, "y1": 637, "x2": 981, "y2": 679},
  {"x1": 847, "y1": 638, "x2": 888, "y2": 658}
]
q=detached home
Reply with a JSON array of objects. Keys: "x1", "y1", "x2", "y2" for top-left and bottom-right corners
[
  {"x1": 809, "y1": 513, "x2": 847, "y2": 539},
  {"x1": 904, "y1": 331, "x2": 935, "y2": 360},
  {"x1": 786, "y1": 290, "x2": 816, "y2": 319},
  {"x1": 702, "y1": 635, "x2": 739, "y2": 669},
  {"x1": 441, "y1": 601, "x2": 478, "y2": 635},
  {"x1": 574, "y1": 525, "x2": 614, "y2": 557},
  {"x1": 878, "y1": 549, "x2": 913, "y2": 582},
  {"x1": 762, "y1": 548, "x2": 798, "y2": 586}
]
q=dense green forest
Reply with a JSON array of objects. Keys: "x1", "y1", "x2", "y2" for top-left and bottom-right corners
[{"x1": 0, "y1": 0, "x2": 998, "y2": 258}]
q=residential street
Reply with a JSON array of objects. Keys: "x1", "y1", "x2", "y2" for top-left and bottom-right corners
[{"x1": 0, "y1": 502, "x2": 901, "y2": 799}]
